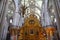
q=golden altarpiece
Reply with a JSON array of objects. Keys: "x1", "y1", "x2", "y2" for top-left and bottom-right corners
[
  {"x1": 9, "y1": 14, "x2": 47, "y2": 40},
  {"x1": 18, "y1": 14, "x2": 47, "y2": 40}
]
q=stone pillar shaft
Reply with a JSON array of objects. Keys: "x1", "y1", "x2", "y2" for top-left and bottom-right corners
[
  {"x1": 12, "y1": 0, "x2": 20, "y2": 26},
  {"x1": 53, "y1": 0, "x2": 60, "y2": 38},
  {"x1": 42, "y1": 0, "x2": 51, "y2": 26},
  {"x1": 0, "y1": 0, "x2": 9, "y2": 40}
]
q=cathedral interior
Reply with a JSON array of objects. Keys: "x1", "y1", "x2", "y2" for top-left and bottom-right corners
[{"x1": 0, "y1": 0, "x2": 60, "y2": 40}]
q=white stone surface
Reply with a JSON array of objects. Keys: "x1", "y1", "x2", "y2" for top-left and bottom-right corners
[{"x1": 12, "y1": 0, "x2": 20, "y2": 26}]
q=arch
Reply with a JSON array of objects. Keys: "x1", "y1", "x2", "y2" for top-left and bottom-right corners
[
  {"x1": 27, "y1": 5, "x2": 41, "y2": 11},
  {"x1": 24, "y1": 5, "x2": 41, "y2": 20}
]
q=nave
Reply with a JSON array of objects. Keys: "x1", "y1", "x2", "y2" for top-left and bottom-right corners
[{"x1": 0, "y1": 0, "x2": 60, "y2": 40}]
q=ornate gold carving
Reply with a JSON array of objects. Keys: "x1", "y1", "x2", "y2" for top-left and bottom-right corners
[{"x1": 18, "y1": 14, "x2": 47, "y2": 40}]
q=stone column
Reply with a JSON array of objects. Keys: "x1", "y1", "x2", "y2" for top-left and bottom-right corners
[
  {"x1": 11, "y1": 0, "x2": 22, "y2": 40},
  {"x1": 57, "y1": 0, "x2": 60, "y2": 9},
  {"x1": 41, "y1": 0, "x2": 52, "y2": 27},
  {"x1": 0, "y1": 0, "x2": 9, "y2": 40},
  {"x1": 53, "y1": 0, "x2": 60, "y2": 38},
  {"x1": 0, "y1": 0, "x2": 5, "y2": 22},
  {"x1": 12, "y1": 0, "x2": 20, "y2": 27},
  {"x1": 44, "y1": 0, "x2": 51, "y2": 26},
  {"x1": 11, "y1": 0, "x2": 19, "y2": 40},
  {"x1": 41, "y1": 3, "x2": 46, "y2": 27},
  {"x1": 42, "y1": 0, "x2": 55, "y2": 40}
]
